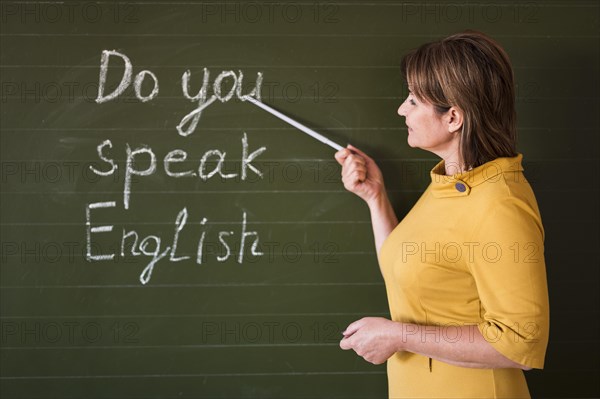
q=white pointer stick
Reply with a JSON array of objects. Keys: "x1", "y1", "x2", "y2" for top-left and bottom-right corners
[{"x1": 246, "y1": 96, "x2": 345, "y2": 151}]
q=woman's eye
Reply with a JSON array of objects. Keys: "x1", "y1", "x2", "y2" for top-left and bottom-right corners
[{"x1": 409, "y1": 98, "x2": 416, "y2": 105}]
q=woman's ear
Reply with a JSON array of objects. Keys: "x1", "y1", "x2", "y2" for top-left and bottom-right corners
[{"x1": 446, "y1": 107, "x2": 464, "y2": 134}]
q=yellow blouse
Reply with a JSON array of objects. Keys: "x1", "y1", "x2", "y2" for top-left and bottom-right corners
[{"x1": 380, "y1": 153, "x2": 549, "y2": 398}]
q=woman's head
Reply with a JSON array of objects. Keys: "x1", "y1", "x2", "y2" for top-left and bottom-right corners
[{"x1": 399, "y1": 30, "x2": 518, "y2": 170}]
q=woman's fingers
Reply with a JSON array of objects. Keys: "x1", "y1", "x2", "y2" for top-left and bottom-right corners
[
  {"x1": 345, "y1": 156, "x2": 366, "y2": 171},
  {"x1": 337, "y1": 147, "x2": 368, "y2": 166},
  {"x1": 343, "y1": 155, "x2": 366, "y2": 174},
  {"x1": 339, "y1": 336, "x2": 353, "y2": 351},
  {"x1": 334, "y1": 145, "x2": 385, "y2": 204},
  {"x1": 342, "y1": 319, "x2": 362, "y2": 337},
  {"x1": 334, "y1": 148, "x2": 351, "y2": 165},
  {"x1": 346, "y1": 144, "x2": 372, "y2": 163},
  {"x1": 343, "y1": 163, "x2": 367, "y2": 185},
  {"x1": 335, "y1": 145, "x2": 382, "y2": 199},
  {"x1": 336, "y1": 150, "x2": 368, "y2": 188},
  {"x1": 342, "y1": 160, "x2": 367, "y2": 176}
]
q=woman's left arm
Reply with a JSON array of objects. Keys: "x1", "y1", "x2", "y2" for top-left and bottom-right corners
[
  {"x1": 341, "y1": 191, "x2": 550, "y2": 371},
  {"x1": 339, "y1": 317, "x2": 531, "y2": 370}
]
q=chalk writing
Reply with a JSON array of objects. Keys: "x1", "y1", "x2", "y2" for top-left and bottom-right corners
[
  {"x1": 178, "y1": 68, "x2": 263, "y2": 137},
  {"x1": 87, "y1": 50, "x2": 268, "y2": 284},
  {"x1": 89, "y1": 132, "x2": 266, "y2": 210}
]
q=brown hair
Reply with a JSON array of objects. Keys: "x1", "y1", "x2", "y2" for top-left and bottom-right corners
[{"x1": 400, "y1": 30, "x2": 518, "y2": 170}]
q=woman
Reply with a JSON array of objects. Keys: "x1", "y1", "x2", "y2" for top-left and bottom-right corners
[{"x1": 335, "y1": 31, "x2": 549, "y2": 398}]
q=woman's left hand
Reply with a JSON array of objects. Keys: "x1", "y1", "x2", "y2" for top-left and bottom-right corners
[{"x1": 339, "y1": 317, "x2": 402, "y2": 364}]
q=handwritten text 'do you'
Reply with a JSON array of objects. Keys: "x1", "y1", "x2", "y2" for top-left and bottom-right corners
[{"x1": 95, "y1": 49, "x2": 263, "y2": 137}]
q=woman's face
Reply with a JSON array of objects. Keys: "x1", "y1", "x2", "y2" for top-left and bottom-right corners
[{"x1": 397, "y1": 90, "x2": 458, "y2": 156}]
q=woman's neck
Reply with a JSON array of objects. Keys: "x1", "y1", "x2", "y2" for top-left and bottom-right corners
[{"x1": 442, "y1": 151, "x2": 468, "y2": 176}]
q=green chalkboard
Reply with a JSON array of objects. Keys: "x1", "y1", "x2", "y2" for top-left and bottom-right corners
[{"x1": 1, "y1": 1, "x2": 599, "y2": 398}]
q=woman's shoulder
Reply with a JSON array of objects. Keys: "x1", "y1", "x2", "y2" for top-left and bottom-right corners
[{"x1": 458, "y1": 154, "x2": 544, "y2": 241}]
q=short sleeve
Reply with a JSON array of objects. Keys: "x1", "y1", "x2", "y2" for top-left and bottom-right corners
[{"x1": 467, "y1": 195, "x2": 550, "y2": 369}]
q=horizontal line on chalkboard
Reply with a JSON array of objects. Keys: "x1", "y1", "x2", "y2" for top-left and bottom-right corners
[
  {"x1": 0, "y1": 339, "x2": 598, "y2": 351},
  {"x1": 5, "y1": 1, "x2": 597, "y2": 6},
  {"x1": 0, "y1": 189, "x2": 422, "y2": 194},
  {"x1": 3, "y1": 310, "x2": 592, "y2": 321},
  {"x1": 0, "y1": 127, "x2": 403, "y2": 132},
  {"x1": 0, "y1": 65, "x2": 591, "y2": 70},
  {"x1": 0, "y1": 312, "x2": 390, "y2": 320},
  {"x1": 3, "y1": 96, "x2": 595, "y2": 101},
  {"x1": 0, "y1": 340, "x2": 583, "y2": 352},
  {"x1": 4, "y1": 1, "x2": 597, "y2": 6},
  {"x1": 1, "y1": 282, "x2": 384, "y2": 289},
  {"x1": 1, "y1": 158, "x2": 595, "y2": 163},
  {"x1": 1, "y1": 127, "x2": 594, "y2": 132},
  {"x1": 2, "y1": 189, "x2": 599, "y2": 195},
  {"x1": 2, "y1": 343, "x2": 342, "y2": 350},
  {"x1": 0, "y1": 157, "x2": 596, "y2": 163},
  {"x1": 3, "y1": 96, "x2": 419, "y2": 101},
  {"x1": 0, "y1": 371, "x2": 386, "y2": 380},
  {"x1": 1, "y1": 340, "x2": 592, "y2": 352},
  {"x1": 2, "y1": 33, "x2": 598, "y2": 38},
  {"x1": 0, "y1": 252, "x2": 592, "y2": 266},
  {"x1": 0, "y1": 251, "x2": 377, "y2": 260},
  {"x1": 0, "y1": 220, "x2": 372, "y2": 226}
]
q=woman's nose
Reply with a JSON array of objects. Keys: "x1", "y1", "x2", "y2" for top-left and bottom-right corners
[{"x1": 397, "y1": 102, "x2": 407, "y2": 117}]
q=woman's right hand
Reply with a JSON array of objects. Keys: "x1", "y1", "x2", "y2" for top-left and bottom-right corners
[{"x1": 334, "y1": 144, "x2": 386, "y2": 205}]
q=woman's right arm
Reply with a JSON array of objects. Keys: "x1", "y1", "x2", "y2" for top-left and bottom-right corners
[{"x1": 334, "y1": 145, "x2": 398, "y2": 264}]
